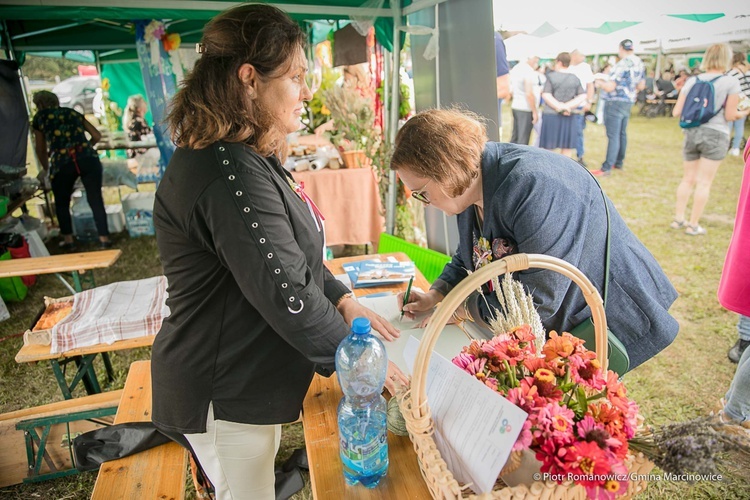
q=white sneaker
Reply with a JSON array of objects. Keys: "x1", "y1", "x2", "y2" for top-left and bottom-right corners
[{"x1": 729, "y1": 148, "x2": 740, "y2": 157}]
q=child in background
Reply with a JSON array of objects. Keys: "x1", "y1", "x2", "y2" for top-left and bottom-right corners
[{"x1": 122, "y1": 94, "x2": 152, "y2": 158}]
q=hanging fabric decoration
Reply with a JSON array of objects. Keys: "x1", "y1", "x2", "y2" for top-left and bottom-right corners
[
  {"x1": 135, "y1": 20, "x2": 176, "y2": 183},
  {"x1": 350, "y1": 0, "x2": 385, "y2": 37},
  {"x1": 400, "y1": 25, "x2": 439, "y2": 61}
]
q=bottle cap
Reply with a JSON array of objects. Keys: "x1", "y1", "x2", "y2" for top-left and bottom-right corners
[{"x1": 351, "y1": 317, "x2": 371, "y2": 334}]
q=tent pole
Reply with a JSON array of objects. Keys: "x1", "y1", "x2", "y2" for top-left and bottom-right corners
[
  {"x1": 386, "y1": 2, "x2": 402, "y2": 235},
  {"x1": 95, "y1": 50, "x2": 102, "y2": 76}
]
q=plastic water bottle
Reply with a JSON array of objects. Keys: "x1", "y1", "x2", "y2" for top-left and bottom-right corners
[{"x1": 335, "y1": 317, "x2": 389, "y2": 488}]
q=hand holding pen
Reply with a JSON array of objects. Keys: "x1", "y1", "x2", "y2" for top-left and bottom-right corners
[
  {"x1": 400, "y1": 276, "x2": 414, "y2": 321},
  {"x1": 398, "y1": 285, "x2": 443, "y2": 322}
]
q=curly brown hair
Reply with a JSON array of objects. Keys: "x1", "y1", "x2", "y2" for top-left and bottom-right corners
[
  {"x1": 390, "y1": 108, "x2": 488, "y2": 197},
  {"x1": 167, "y1": 4, "x2": 305, "y2": 154}
]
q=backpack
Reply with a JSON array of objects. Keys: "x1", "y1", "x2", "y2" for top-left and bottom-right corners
[{"x1": 679, "y1": 75, "x2": 723, "y2": 129}]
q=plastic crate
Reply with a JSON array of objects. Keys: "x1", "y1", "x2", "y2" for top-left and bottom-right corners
[
  {"x1": 125, "y1": 209, "x2": 155, "y2": 238},
  {"x1": 377, "y1": 233, "x2": 452, "y2": 284}
]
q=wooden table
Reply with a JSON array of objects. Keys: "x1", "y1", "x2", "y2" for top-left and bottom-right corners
[
  {"x1": 302, "y1": 253, "x2": 432, "y2": 499},
  {"x1": 8, "y1": 250, "x2": 130, "y2": 399},
  {"x1": 16, "y1": 330, "x2": 154, "y2": 401},
  {"x1": 293, "y1": 168, "x2": 385, "y2": 248},
  {"x1": 0, "y1": 249, "x2": 121, "y2": 293}
]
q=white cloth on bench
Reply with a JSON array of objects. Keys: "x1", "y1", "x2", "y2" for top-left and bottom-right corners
[{"x1": 51, "y1": 276, "x2": 169, "y2": 354}]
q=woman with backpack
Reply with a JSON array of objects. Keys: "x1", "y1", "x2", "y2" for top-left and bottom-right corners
[{"x1": 671, "y1": 44, "x2": 750, "y2": 235}]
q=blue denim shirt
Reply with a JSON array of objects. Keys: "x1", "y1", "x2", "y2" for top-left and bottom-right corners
[{"x1": 431, "y1": 142, "x2": 678, "y2": 370}]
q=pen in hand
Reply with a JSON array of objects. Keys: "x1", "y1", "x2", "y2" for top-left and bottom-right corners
[{"x1": 400, "y1": 275, "x2": 414, "y2": 321}]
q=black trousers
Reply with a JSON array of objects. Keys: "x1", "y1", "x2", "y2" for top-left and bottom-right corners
[
  {"x1": 51, "y1": 156, "x2": 109, "y2": 237},
  {"x1": 510, "y1": 109, "x2": 534, "y2": 145}
]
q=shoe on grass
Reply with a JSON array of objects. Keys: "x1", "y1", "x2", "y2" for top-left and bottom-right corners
[
  {"x1": 685, "y1": 224, "x2": 707, "y2": 236},
  {"x1": 590, "y1": 169, "x2": 611, "y2": 177},
  {"x1": 728, "y1": 339, "x2": 750, "y2": 363},
  {"x1": 729, "y1": 148, "x2": 740, "y2": 157},
  {"x1": 576, "y1": 157, "x2": 588, "y2": 168},
  {"x1": 58, "y1": 241, "x2": 76, "y2": 251},
  {"x1": 717, "y1": 411, "x2": 750, "y2": 437},
  {"x1": 670, "y1": 220, "x2": 686, "y2": 229}
]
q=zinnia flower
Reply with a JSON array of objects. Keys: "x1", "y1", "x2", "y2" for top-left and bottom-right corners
[
  {"x1": 452, "y1": 352, "x2": 476, "y2": 371},
  {"x1": 542, "y1": 331, "x2": 575, "y2": 361},
  {"x1": 534, "y1": 402, "x2": 576, "y2": 442}
]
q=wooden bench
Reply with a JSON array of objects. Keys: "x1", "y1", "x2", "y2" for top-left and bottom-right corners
[
  {"x1": 0, "y1": 249, "x2": 122, "y2": 293},
  {"x1": 16, "y1": 332, "x2": 155, "y2": 400},
  {"x1": 0, "y1": 390, "x2": 122, "y2": 487},
  {"x1": 92, "y1": 360, "x2": 188, "y2": 500}
]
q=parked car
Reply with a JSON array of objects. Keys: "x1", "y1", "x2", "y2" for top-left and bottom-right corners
[{"x1": 52, "y1": 76, "x2": 101, "y2": 114}]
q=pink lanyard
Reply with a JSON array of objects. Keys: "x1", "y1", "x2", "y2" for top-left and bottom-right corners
[{"x1": 293, "y1": 181, "x2": 325, "y2": 227}]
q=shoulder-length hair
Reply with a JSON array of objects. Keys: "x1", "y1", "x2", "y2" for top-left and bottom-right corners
[
  {"x1": 390, "y1": 108, "x2": 488, "y2": 197},
  {"x1": 701, "y1": 43, "x2": 732, "y2": 72},
  {"x1": 167, "y1": 4, "x2": 305, "y2": 154}
]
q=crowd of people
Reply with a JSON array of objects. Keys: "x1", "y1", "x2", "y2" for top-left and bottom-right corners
[{"x1": 502, "y1": 39, "x2": 750, "y2": 175}]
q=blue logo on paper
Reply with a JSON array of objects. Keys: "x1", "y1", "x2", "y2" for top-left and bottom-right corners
[{"x1": 498, "y1": 418, "x2": 512, "y2": 434}]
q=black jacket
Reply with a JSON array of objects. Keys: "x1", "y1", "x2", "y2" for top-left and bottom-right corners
[{"x1": 152, "y1": 142, "x2": 350, "y2": 433}]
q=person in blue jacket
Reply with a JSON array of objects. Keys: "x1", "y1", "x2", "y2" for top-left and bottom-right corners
[{"x1": 394, "y1": 108, "x2": 678, "y2": 371}]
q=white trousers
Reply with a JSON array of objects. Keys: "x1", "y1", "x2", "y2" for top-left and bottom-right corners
[{"x1": 184, "y1": 403, "x2": 281, "y2": 500}]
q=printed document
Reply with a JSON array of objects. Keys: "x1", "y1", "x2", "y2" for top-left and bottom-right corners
[{"x1": 403, "y1": 337, "x2": 528, "y2": 494}]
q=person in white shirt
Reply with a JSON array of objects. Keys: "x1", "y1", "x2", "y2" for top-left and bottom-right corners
[
  {"x1": 509, "y1": 55, "x2": 541, "y2": 145},
  {"x1": 568, "y1": 49, "x2": 595, "y2": 166}
]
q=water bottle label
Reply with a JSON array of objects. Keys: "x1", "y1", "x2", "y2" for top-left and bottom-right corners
[{"x1": 340, "y1": 432, "x2": 388, "y2": 472}]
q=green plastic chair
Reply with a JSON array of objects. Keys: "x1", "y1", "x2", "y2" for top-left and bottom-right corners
[{"x1": 377, "y1": 233, "x2": 452, "y2": 284}]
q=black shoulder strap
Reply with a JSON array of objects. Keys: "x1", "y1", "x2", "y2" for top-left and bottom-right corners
[{"x1": 214, "y1": 143, "x2": 305, "y2": 315}]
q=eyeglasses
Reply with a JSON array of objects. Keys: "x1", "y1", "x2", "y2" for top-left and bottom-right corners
[{"x1": 410, "y1": 180, "x2": 432, "y2": 205}]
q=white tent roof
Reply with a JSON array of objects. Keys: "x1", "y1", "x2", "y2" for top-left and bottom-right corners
[
  {"x1": 661, "y1": 14, "x2": 750, "y2": 53},
  {"x1": 603, "y1": 15, "x2": 707, "y2": 53},
  {"x1": 504, "y1": 33, "x2": 546, "y2": 61},
  {"x1": 536, "y1": 29, "x2": 619, "y2": 58}
]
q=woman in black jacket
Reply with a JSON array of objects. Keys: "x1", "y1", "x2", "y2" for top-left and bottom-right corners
[{"x1": 153, "y1": 5, "x2": 406, "y2": 498}]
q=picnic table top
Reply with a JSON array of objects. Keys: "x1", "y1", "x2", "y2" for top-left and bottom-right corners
[
  {"x1": 0, "y1": 250, "x2": 122, "y2": 278},
  {"x1": 302, "y1": 253, "x2": 433, "y2": 499},
  {"x1": 16, "y1": 335, "x2": 155, "y2": 363}
]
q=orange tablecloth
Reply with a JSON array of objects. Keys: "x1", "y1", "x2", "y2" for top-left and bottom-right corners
[{"x1": 293, "y1": 168, "x2": 384, "y2": 247}]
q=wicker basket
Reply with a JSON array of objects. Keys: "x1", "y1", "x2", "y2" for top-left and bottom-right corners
[
  {"x1": 340, "y1": 150, "x2": 370, "y2": 169},
  {"x1": 396, "y1": 253, "x2": 654, "y2": 499}
]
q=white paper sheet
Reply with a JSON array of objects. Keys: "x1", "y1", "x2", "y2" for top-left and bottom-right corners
[{"x1": 403, "y1": 337, "x2": 528, "y2": 494}]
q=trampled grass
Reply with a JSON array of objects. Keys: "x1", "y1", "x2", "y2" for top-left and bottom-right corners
[{"x1": 1, "y1": 111, "x2": 748, "y2": 499}]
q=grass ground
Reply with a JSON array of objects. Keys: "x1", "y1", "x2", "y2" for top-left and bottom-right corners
[{"x1": 1, "y1": 110, "x2": 748, "y2": 499}]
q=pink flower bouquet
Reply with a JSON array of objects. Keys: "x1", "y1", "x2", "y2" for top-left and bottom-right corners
[{"x1": 452, "y1": 325, "x2": 640, "y2": 499}]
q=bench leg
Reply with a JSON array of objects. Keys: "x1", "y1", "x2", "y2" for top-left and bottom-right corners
[
  {"x1": 102, "y1": 352, "x2": 115, "y2": 383},
  {"x1": 76, "y1": 355, "x2": 103, "y2": 395},
  {"x1": 50, "y1": 355, "x2": 103, "y2": 400},
  {"x1": 18, "y1": 407, "x2": 118, "y2": 483}
]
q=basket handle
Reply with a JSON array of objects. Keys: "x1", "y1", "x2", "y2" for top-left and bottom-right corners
[{"x1": 409, "y1": 253, "x2": 608, "y2": 417}]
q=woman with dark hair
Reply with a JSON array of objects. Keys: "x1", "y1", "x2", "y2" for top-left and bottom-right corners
[
  {"x1": 31, "y1": 90, "x2": 111, "y2": 249},
  {"x1": 393, "y1": 108, "x2": 679, "y2": 372},
  {"x1": 152, "y1": 5, "x2": 406, "y2": 498}
]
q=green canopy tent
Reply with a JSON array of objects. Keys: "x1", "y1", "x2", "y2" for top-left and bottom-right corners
[{"x1": 1, "y1": 0, "x2": 452, "y2": 233}]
